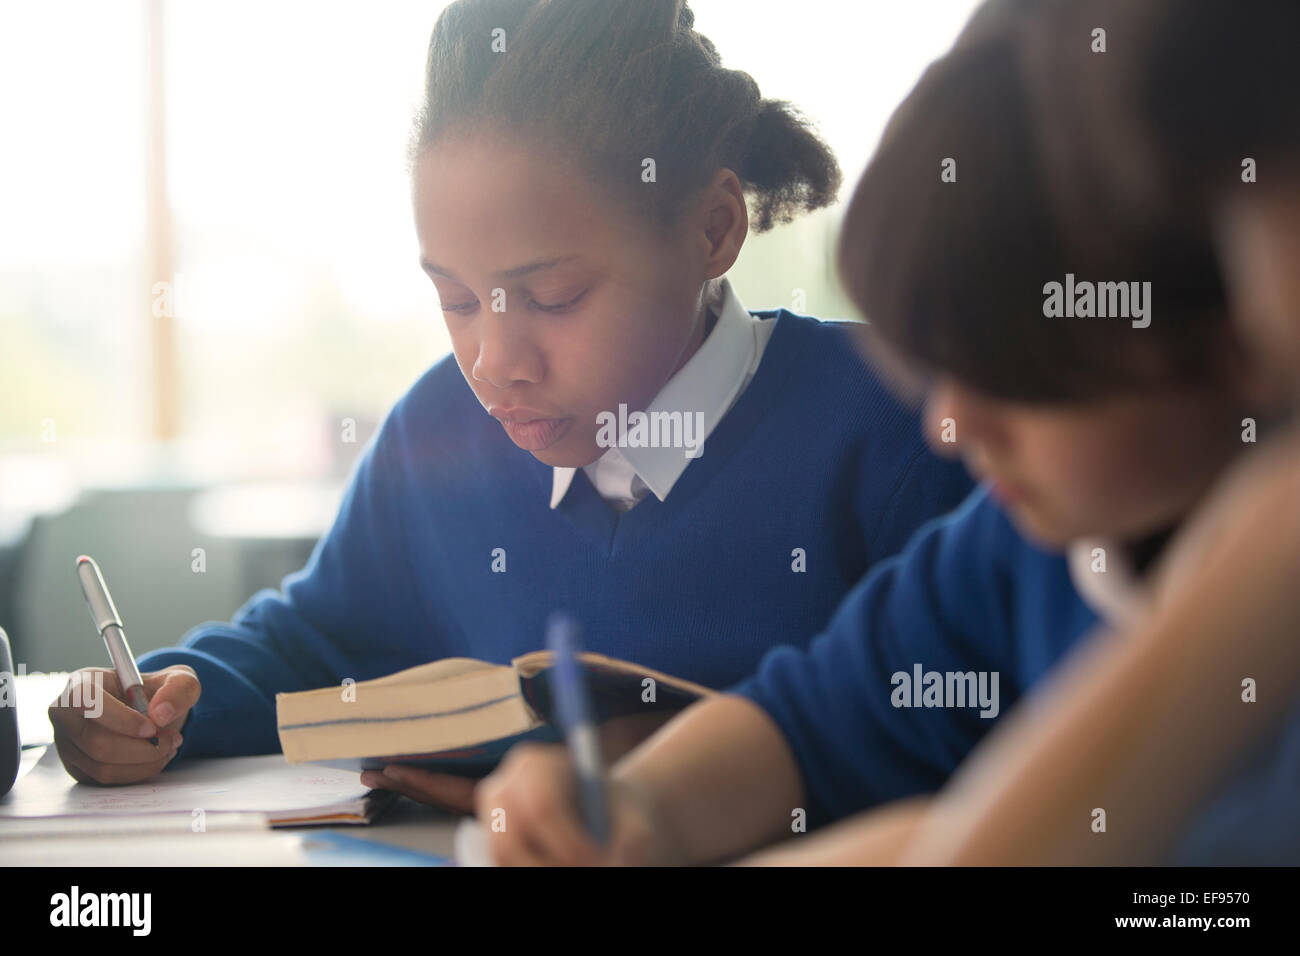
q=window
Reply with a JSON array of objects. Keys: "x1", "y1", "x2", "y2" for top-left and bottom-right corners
[{"x1": 1, "y1": 0, "x2": 981, "y2": 491}]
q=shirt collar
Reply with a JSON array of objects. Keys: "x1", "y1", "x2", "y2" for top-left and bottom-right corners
[
  {"x1": 550, "y1": 276, "x2": 757, "y2": 509},
  {"x1": 1066, "y1": 537, "x2": 1149, "y2": 628}
]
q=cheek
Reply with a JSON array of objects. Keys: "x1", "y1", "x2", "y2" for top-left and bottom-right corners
[
  {"x1": 576, "y1": 304, "x2": 688, "y2": 406},
  {"x1": 1040, "y1": 419, "x2": 1211, "y2": 534},
  {"x1": 1076, "y1": 429, "x2": 1180, "y2": 505},
  {"x1": 1016, "y1": 429, "x2": 1138, "y2": 520},
  {"x1": 1004, "y1": 450, "x2": 1126, "y2": 545},
  {"x1": 544, "y1": 321, "x2": 627, "y2": 407},
  {"x1": 1039, "y1": 445, "x2": 1121, "y2": 508}
]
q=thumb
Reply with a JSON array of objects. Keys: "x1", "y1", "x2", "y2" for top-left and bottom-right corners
[{"x1": 141, "y1": 665, "x2": 200, "y2": 729}]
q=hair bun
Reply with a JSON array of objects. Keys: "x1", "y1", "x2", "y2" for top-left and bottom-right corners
[{"x1": 676, "y1": 2, "x2": 695, "y2": 32}]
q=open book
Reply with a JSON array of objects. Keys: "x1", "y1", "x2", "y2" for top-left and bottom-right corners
[{"x1": 276, "y1": 651, "x2": 714, "y2": 776}]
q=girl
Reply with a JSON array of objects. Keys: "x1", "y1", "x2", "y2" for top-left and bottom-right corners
[
  {"x1": 469, "y1": 13, "x2": 1275, "y2": 866},
  {"x1": 47, "y1": 0, "x2": 971, "y2": 800}
]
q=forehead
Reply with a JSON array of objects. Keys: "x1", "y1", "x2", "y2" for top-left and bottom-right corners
[{"x1": 411, "y1": 130, "x2": 630, "y2": 275}]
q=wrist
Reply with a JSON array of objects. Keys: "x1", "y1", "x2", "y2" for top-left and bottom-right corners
[{"x1": 611, "y1": 773, "x2": 688, "y2": 866}]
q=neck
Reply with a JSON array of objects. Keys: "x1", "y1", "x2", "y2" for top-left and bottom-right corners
[{"x1": 663, "y1": 283, "x2": 721, "y2": 382}]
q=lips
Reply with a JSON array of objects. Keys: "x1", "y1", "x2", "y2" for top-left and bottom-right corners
[
  {"x1": 969, "y1": 458, "x2": 1030, "y2": 507},
  {"x1": 987, "y1": 476, "x2": 1029, "y2": 506},
  {"x1": 488, "y1": 407, "x2": 572, "y2": 452}
]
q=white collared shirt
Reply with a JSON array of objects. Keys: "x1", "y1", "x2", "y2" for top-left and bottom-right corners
[
  {"x1": 551, "y1": 276, "x2": 777, "y2": 511},
  {"x1": 1066, "y1": 537, "x2": 1149, "y2": 628}
]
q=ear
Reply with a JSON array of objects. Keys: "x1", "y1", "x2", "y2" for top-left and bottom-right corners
[{"x1": 694, "y1": 167, "x2": 748, "y2": 280}]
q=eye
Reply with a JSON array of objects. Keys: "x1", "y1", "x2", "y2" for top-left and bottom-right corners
[
  {"x1": 439, "y1": 301, "x2": 478, "y2": 314},
  {"x1": 431, "y1": 280, "x2": 478, "y2": 315},
  {"x1": 530, "y1": 288, "x2": 589, "y2": 313}
]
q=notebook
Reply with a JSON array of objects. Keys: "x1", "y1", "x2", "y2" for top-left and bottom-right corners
[
  {"x1": 0, "y1": 744, "x2": 392, "y2": 826},
  {"x1": 276, "y1": 650, "x2": 714, "y2": 775}
]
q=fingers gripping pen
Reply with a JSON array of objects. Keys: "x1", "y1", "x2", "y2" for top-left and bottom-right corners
[
  {"x1": 76, "y1": 555, "x2": 159, "y2": 748},
  {"x1": 546, "y1": 612, "x2": 610, "y2": 846}
]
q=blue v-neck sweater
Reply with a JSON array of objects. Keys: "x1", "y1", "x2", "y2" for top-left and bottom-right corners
[
  {"x1": 729, "y1": 484, "x2": 1300, "y2": 863},
  {"x1": 729, "y1": 487, "x2": 1101, "y2": 826},
  {"x1": 141, "y1": 310, "x2": 973, "y2": 760}
]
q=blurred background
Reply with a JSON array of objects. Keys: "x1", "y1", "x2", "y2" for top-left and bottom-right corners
[{"x1": 0, "y1": 0, "x2": 982, "y2": 672}]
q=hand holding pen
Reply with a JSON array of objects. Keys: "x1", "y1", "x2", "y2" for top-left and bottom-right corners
[
  {"x1": 470, "y1": 612, "x2": 679, "y2": 865},
  {"x1": 45, "y1": 556, "x2": 202, "y2": 785}
]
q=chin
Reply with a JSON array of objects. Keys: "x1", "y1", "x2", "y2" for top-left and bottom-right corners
[
  {"x1": 1003, "y1": 504, "x2": 1077, "y2": 551},
  {"x1": 527, "y1": 440, "x2": 602, "y2": 469}
]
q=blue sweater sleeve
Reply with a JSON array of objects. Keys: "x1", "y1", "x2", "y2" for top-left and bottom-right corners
[
  {"x1": 728, "y1": 488, "x2": 1019, "y2": 827},
  {"x1": 138, "y1": 406, "x2": 428, "y2": 761}
]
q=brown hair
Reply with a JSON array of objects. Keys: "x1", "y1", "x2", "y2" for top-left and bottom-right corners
[
  {"x1": 835, "y1": 22, "x2": 1234, "y2": 403},
  {"x1": 408, "y1": 0, "x2": 841, "y2": 233},
  {"x1": 1026, "y1": 0, "x2": 1300, "y2": 226}
]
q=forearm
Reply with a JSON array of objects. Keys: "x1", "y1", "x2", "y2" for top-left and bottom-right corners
[
  {"x1": 613, "y1": 694, "x2": 804, "y2": 865},
  {"x1": 597, "y1": 711, "x2": 678, "y2": 762},
  {"x1": 902, "y1": 445, "x2": 1300, "y2": 864},
  {"x1": 737, "y1": 796, "x2": 931, "y2": 866}
]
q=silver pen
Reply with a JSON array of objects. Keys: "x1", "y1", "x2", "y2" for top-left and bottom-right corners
[{"x1": 75, "y1": 555, "x2": 158, "y2": 748}]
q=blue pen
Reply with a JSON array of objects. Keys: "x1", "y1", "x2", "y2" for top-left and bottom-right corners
[{"x1": 545, "y1": 612, "x2": 609, "y2": 846}]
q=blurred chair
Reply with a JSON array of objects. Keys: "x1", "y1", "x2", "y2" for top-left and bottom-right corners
[{"x1": 8, "y1": 486, "x2": 315, "y2": 673}]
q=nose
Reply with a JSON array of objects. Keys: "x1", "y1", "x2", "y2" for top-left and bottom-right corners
[
  {"x1": 471, "y1": 310, "x2": 542, "y2": 389},
  {"x1": 923, "y1": 380, "x2": 963, "y2": 457},
  {"x1": 923, "y1": 378, "x2": 1007, "y2": 460}
]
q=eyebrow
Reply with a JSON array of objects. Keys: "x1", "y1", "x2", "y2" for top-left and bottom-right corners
[{"x1": 419, "y1": 255, "x2": 581, "y2": 282}]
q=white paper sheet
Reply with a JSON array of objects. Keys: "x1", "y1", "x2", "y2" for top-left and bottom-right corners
[
  {"x1": 0, "y1": 744, "x2": 381, "y2": 825},
  {"x1": 453, "y1": 816, "x2": 496, "y2": 866}
]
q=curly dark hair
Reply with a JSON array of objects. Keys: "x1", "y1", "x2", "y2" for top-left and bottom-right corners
[{"x1": 408, "y1": 0, "x2": 841, "y2": 233}]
